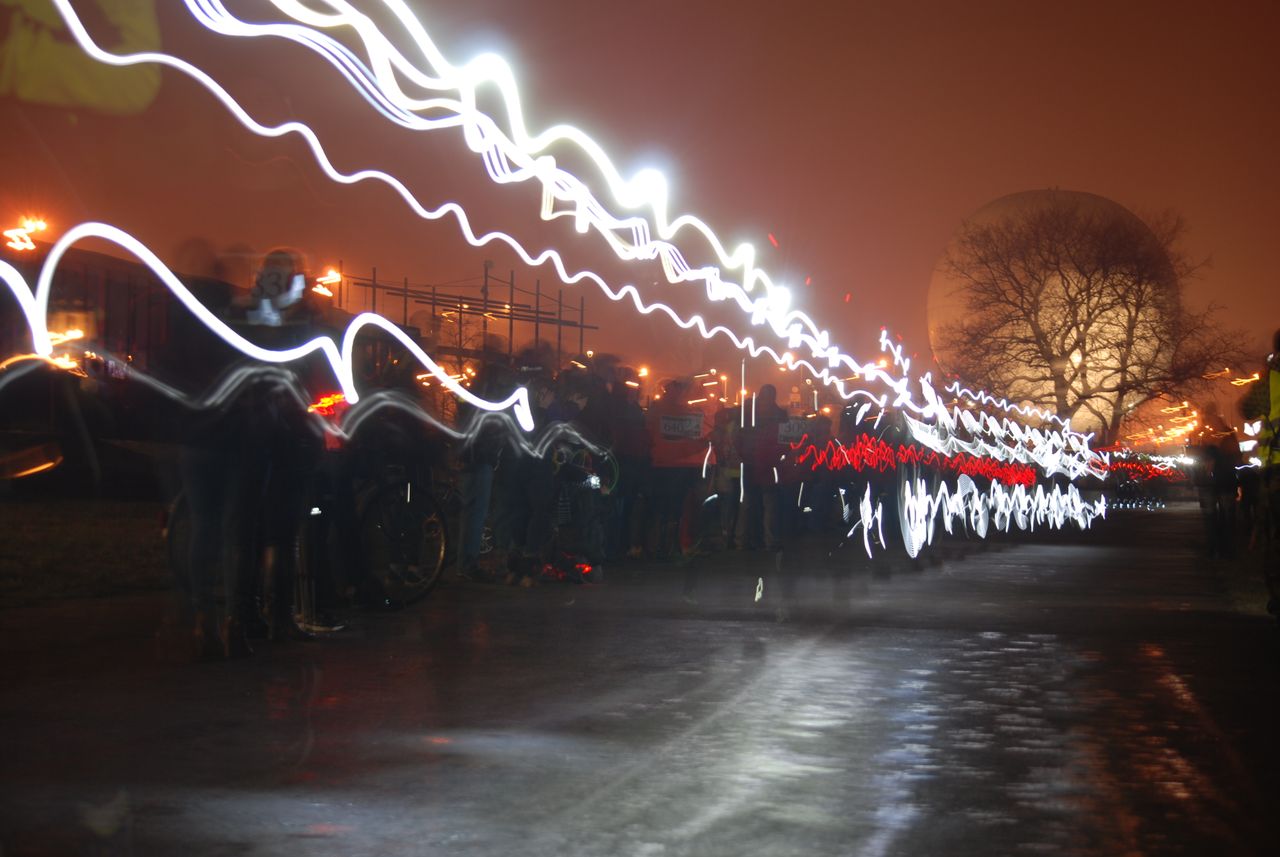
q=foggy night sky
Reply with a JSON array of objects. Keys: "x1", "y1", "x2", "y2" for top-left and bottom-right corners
[{"x1": 2, "y1": 0, "x2": 1277, "y2": 382}]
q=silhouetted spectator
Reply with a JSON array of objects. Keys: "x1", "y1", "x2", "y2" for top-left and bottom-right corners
[
  {"x1": 709, "y1": 405, "x2": 742, "y2": 549},
  {"x1": 736, "y1": 383, "x2": 787, "y2": 551},
  {"x1": 603, "y1": 368, "x2": 650, "y2": 559},
  {"x1": 644, "y1": 378, "x2": 710, "y2": 558}
]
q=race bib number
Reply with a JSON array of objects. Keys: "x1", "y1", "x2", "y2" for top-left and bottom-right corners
[
  {"x1": 660, "y1": 414, "x2": 703, "y2": 440},
  {"x1": 777, "y1": 418, "x2": 808, "y2": 444}
]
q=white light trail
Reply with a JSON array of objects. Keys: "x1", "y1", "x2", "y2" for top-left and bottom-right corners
[
  {"x1": 2, "y1": 222, "x2": 534, "y2": 430},
  {"x1": 896, "y1": 476, "x2": 1106, "y2": 560},
  {"x1": 22, "y1": 1, "x2": 1121, "y2": 557},
  {"x1": 43, "y1": 0, "x2": 950, "y2": 414},
  {"x1": 44, "y1": 0, "x2": 1102, "y2": 482}
]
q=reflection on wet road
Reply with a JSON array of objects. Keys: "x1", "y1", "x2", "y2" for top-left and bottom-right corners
[{"x1": 1, "y1": 503, "x2": 1277, "y2": 855}]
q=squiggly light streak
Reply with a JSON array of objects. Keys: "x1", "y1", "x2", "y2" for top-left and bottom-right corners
[
  {"x1": 43, "y1": 1, "x2": 1105, "y2": 490},
  {"x1": 791, "y1": 434, "x2": 1039, "y2": 488},
  {"x1": 1, "y1": 223, "x2": 534, "y2": 430},
  {"x1": 897, "y1": 476, "x2": 1105, "y2": 560},
  {"x1": 34, "y1": 1, "x2": 1117, "y2": 554},
  {"x1": 44, "y1": 0, "x2": 1000, "y2": 428}
]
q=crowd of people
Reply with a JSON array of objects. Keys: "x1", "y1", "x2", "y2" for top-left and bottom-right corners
[
  {"x1": 165, "y1": 247, "x2": 1280, "y2": 661},
  {"x1": 449, "y1": 347, "x2": 844, "y2": 589},
  {"x1": 162, "y1": 248, "x2": 866, "y2": 661}
]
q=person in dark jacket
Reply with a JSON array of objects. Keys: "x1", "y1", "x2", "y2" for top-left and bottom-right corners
[{"x1": 454, "y1": 353, "x2": 513, "y2": 580}]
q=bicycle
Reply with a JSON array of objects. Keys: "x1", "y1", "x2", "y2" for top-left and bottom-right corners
[{"x1": 164, "y1": 410, "x2": 451, "y2": 638}]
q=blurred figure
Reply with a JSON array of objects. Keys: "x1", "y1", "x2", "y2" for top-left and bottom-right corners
[
  {"x1": 736, "y1": 383, "x2": 787, "y2": 551},
  {"x1": 603, "y1": 367, "x2": 650, "y2": 560},
  {"x1": 453, "y1": 353, "x2": 511, "y2": 581},
  {"x1": 644, "y1": 378, "x2": 710, "y2": 559},
  {"x1": 492, "y1": 372, "x2": 557, "y2": 586},
  {"x1": 1241, "y1": 327, "x2": 1280, "y2": 613},
  {"x1": 1195, "y1": 441, "x2": 1239, "y2": 559},
  {"x1": 176, "y1": 248, "x2": 324, "y2": 658},
  {"x1": 708, "y1": 404, "x2": 742, "y2": 549},
  {"x1": 796, "y1": 413, "x2": 836, "y2": 533}
]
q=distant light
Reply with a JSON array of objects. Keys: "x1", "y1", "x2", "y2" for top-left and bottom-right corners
[
  {"x1": 5, "y1": 217, "x2": 47, "y2": 251},
  {"x1": 767, "y1": 233, "x2": 778, "y2": 248},
  {"x1": 638, "y1": 366, "x2": 649, "y2": 377},
  {"x1": 313, "y1": 268, "x2": 340, "y2": 297}
]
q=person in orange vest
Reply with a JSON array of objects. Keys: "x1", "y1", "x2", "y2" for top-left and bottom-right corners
[{"x1": 644, "y1": 378, "x2": 711, "y2": 558}]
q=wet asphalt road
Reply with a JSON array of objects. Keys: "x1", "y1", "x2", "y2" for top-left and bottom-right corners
[{"x1": 2, "y1": 502, "x2": 1279, "y2": 856}]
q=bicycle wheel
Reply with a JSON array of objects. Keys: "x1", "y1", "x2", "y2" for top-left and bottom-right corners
[{"x1": 359, "y1": 482, "x2": 447, "y2": 606}]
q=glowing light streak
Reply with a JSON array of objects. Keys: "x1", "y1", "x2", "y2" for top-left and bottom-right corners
[
  {"x1": 1103, "y1": 459, "x2": 1186, "y2": 483},
  {"x1": 791, "y1": 434, "x2": 1039, "y2": 488},
  {"x1": 42, "y1": 0, "x2": 1108, "y2": 502},
  {"x1": 12, "y1": 460, "x2": 60, "y2": 478},
  {"x1": 1, "y1": 223, "x2": 534, "y2": 430},
  {"x1": 307, "y1": 391, "x2": 347, "y2": 415},
  {"x1": 896, "y1": 476, "x2": 1105, "y2": 560},
  {"x1": 853, "y1": 484, "x2": 886, "y2": 556},
  {"x1": 1231, "y1": 372, "x2": 1260, "y2": 386},
  {"x1": 33, "y1": 1, "x2": 1117, "y2": 554},
  {"x1": 47, "y1": 329, "x2": 85, "y2": 346},
  {"x1": 46, "y1": 0, "x2": 999, "y2": 418}
]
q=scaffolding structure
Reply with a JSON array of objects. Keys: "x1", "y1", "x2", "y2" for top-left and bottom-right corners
[{"x1": 333, "y1": 263, "x2": 596, "y2": 369}]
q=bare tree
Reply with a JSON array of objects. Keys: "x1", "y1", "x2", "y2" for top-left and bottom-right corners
[{"x1": 935, "y1": 191, "x2": 1245, "y2": 445}]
